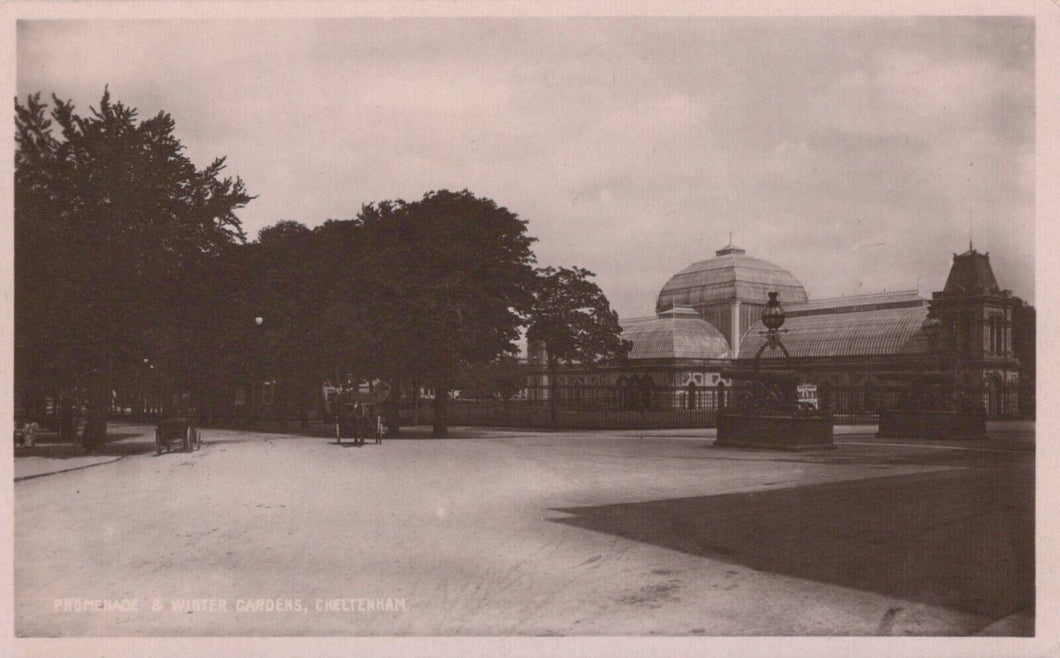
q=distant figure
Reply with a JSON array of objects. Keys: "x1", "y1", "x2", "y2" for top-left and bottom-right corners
[
  {"x1": 354, "y1": 402, "x2": 368, "y2": 445},
  {"x1": 15, "y1": 421, "x2": 38, "y2": 448}
]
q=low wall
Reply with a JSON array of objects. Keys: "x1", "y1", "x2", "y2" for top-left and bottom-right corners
[
  {"x1": 877, "y1": 409, "x2": 986, "y2": 440},
  {"x1": 715, "y1": 413, "x2": 835, "y2": 451}
]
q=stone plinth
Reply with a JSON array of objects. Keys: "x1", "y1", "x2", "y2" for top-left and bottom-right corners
[
  {"x1": 877, "y1": 409, "x2": 986, "y2": 440},
  {"x1": 715, "y1": 412, "x2": 835, "y2": 451}
]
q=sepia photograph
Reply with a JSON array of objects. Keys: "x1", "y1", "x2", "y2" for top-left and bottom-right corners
[{"x1": 5, "y1": 3, "x2": 1054, "y2": 656}]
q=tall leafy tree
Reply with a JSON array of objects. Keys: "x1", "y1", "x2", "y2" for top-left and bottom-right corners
[
  {"x1": 14, "y1": 90, "x2": 252, "y2": 449},
  {"x1": 311, "y1": 216, "x2": 389, "y2": 387},
  {"x1": 527, "y1": 266, "x2": 626, "y2": 428},
  {"x1": 245, "y1": 221, "x2": 317, "y2": 424},
  {"x1": 241, "y1": 219, "x2": 376, "y2": 427},
  {"x1": 356, "y1": 190, "x2": 538, "y2": 436}
]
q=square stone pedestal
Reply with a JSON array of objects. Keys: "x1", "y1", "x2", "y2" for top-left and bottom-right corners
[{"x1": 715, "y1": 413, "x2": 835, "y2": 451}]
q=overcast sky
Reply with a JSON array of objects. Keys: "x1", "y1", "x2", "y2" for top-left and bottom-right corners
[{"x1": 17, "y1": 17, "x2": 1035, "y2": 316}]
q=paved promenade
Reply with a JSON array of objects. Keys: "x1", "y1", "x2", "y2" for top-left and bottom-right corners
[{"x1": 14, "y1": 422, "x2": 1033, "y2": 638}]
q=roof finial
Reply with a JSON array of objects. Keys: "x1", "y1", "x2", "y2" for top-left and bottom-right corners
[{"x1": 969, "y1": 212, "x2": 973, "y2": 252}]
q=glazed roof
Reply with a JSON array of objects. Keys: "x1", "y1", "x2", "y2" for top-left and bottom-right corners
[
  {"x1": 738, "y1": 304, "x2": 931, "y2": 360},
  {"x1": 786, "y1": 290, "x2": 926, "y2": 316},
  {"x1": 621, "y1": 307, "x2": 731, "y2": 360},
  {"x1": 656, "y1": 244, "x2": 808, "y2": 311}
]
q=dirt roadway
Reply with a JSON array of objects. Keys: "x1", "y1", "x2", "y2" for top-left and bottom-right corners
[{"x1": 14, "y1": 425, "x2": 1033, "y2": 636}]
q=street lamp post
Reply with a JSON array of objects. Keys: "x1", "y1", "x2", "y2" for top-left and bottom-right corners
[
  {"x1": 251, "y1": 316, "x2": 264, "y2": 428},
  {"x1": 139, "y1": 358, "x2": 159, "y2": 420},
  {"x1": 139, "y1": 358, "x2": 150, "y2": 420}
]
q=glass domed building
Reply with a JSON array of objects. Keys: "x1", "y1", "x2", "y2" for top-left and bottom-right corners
[{"x1": 527, "y1": 242, "x2": 1032, "y2": 421}]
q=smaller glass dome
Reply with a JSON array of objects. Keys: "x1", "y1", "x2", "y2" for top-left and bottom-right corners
[{"x1": 621, "y1": 307, "x2": 732, "y2": 360}]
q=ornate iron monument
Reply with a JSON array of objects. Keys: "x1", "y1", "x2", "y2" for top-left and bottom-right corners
[{"x1": 715, "y1": 292, "x2": 835, "y2": 451}]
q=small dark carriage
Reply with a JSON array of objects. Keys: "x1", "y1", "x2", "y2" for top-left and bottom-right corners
[{"x1": 155, "y1": 416, "x2": 201, "y2": 454}]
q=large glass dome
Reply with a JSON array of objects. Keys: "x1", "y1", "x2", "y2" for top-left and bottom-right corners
[{"x1": 656, "y1": 244, "x2": 808, "y2": 312}]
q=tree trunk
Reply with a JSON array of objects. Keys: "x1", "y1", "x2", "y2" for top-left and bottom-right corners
[
  {"x1": 548, "y1": 359, "x2": 559, "y2": 431},
  {"x1": 81, "y1": 380, "x2": 109, "y2": 452},
  {"x1": 299, "y1": 383, "x2": 309, "y2": 429},
  {"x1": 412, "y1": 381, "x2": 420, "y2": 426},
  {"x1": 60, "y1": 394, "x2": 75, "y2": 442},
  {"x1": 387, "y1": 383, "x2": 401, "y2": 436},
  {"x1": 26, "y1": 389, "x2": 47, "y2": 425},
  {"x1": 276, "y1": 381, "x2": 289, "y2": 430},
  {"x1": 432, "y1": 384, "x2": 449, "y2": 437}
]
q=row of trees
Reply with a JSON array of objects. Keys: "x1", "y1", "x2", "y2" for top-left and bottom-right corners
[
  {"x1": 16, "y1": 90, "x2": 253, "y2": 449},
  {"x1": 15, "y1": 90, "x2": 626, "y2": 448}
]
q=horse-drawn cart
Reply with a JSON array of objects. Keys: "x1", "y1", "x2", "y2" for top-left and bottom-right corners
[
  {"x1": 155, "y1": 417, "x2": 201, "y2": 454},
  {"x1": 335, "y1": 401, "x2": 384, "y2": 445}
]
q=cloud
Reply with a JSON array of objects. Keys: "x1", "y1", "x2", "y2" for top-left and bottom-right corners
[{"x1": 16, "y1": 17, "x2": 1035, "y2": 316}]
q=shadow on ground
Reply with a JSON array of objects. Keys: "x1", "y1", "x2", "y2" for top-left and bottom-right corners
[
  {"x1": 551, "y1": 467, "x2": 1033, "y2": 625},
  {"x1": 14, "y1": 432, "x2": 154, "y2": 458},
  {"x1": 682, "y1": 442, "x2": 1034, "y2": 471}
]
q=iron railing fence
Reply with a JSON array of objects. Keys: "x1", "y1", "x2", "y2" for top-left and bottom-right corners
[
  {"x1": 395, "y1": 382, "x2": 1011, "y2": 429},
  {"x1": 395, "y1": 384, "x2": 894, "y2": 430},
  {"x1": 88, "y1": 380, "x2": 1018, "y2": 433},
  {"x1": 394, "y1": 383, "x2": 728, "y2": 430}
]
